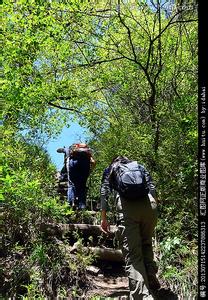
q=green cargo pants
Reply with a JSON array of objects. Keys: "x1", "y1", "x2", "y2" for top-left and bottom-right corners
[{"x1": 116, "y1": 195, "x2": 158, "y2": 299}]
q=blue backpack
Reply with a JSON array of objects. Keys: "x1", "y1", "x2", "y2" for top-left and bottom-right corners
[{"x1": 111, "y1": 161, "x2": 148, "y2": 200}]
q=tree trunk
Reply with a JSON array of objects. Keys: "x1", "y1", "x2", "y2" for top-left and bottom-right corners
[{"x1": 40, "y1": 223, "x2": 117, "y2": 239}]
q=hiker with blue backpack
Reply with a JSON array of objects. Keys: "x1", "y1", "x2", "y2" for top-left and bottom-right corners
[
  {"x1": 100, "y1": 156, "x2": 160, "y2": 299},
  {"x1": 57, "y1": 143, "x2": 96, "y2": 210}
]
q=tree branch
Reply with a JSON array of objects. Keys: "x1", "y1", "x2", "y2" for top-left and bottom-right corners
[
  {"x1": 73, "y1": 39, "x2": 122, "y2": 124},
  {"x1": 152, "y1": 0, "x2": 163, "y2": 84},
  {"x1": 152, "y1": 12, "x2": 197, "y2": 44},
  {"x1": 117, "y1": 0, "x2": 138, "y2": 63},
  {"x1": 48, "y1": 101, "x2": 81, "y2": 113},
  {"x1": 146, "y1": 39, "x2": 153, "y2": 71},
  {"x1": 75, "y1": 56, "x2": 125, "y2": 68}
]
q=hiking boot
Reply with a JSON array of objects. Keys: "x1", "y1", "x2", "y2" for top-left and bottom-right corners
[{"x1": 148, "y1": 274, "x2": 161, "y2": 291}]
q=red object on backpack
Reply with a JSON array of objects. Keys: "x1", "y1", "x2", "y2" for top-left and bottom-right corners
[{"x1": 70, "y1": 143, "x2": 92, "y2": 158}]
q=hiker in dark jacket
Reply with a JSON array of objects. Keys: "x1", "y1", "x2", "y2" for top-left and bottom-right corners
[
  {"x1": 57, "y1": 144, "x2": 96, "y2": 209},
  {"x1": 100, "y1": 156, "x2": 160, "y2": 299}
]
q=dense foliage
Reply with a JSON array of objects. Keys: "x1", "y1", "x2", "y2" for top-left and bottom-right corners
[{"x1": 2, "y1": 0, "x2": 198, "y2": 298}]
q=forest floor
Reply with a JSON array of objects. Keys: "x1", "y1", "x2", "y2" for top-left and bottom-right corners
[
  {"x1": 85, "y1": 262, "x2": 129, "y2": 299},
  {"x1": 84, "y1": 261, "x2": 179, "y2": 299}
]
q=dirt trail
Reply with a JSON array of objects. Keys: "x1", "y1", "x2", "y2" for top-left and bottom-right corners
[
  {"x1": 84, "y1": 262, "x2": 179, "y2": 299},
  {"x1": 85, "y1": 262, "x2": 129, "y2": 298},
  {"x1": 86, "y1": 275, "x2": 129, "y2": 298},
  {"x1": 86, "y1": 276, "x2": 178, "y2": 299},
  {"x1": 52, "y1": 191, "x2": 179, "y2": 299}
]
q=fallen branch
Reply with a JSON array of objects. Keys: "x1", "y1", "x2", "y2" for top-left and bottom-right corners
[
  {"x1": 40, "y1": 223, "x2": 117, "y2": 239},
  {"x1": 54, "y1": 237, "x2": 124, "y2": 262},
  {"x1": 88, "y1": 247, "x2": 123, "y2": 262}
]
